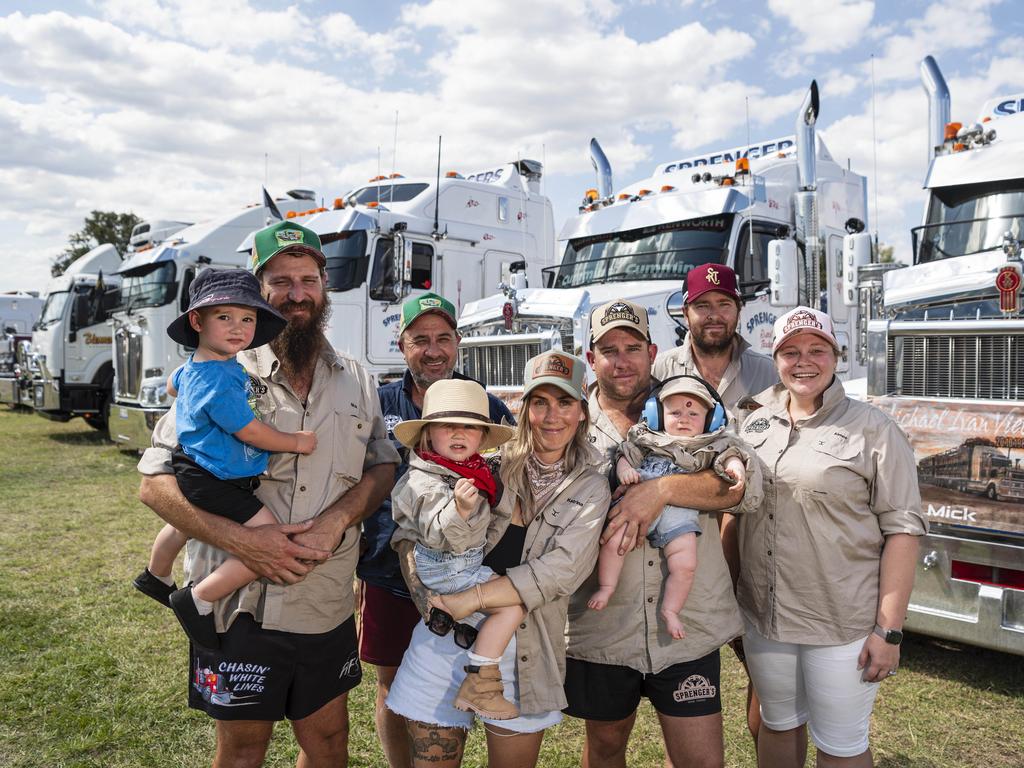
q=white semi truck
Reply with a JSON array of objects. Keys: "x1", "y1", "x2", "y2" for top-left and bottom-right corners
[
  {"x1": 21, "y1": 244, "x2": 124, "y2": 430},
  {"x1": 0, "y1": 292, "x2": 44, "y2": 407},
  {"x1": 109, "y1": 192, "x2": 314, "y2": 451},
  {"x1": 457, "y1": 81, "x2": 869, "y2": 399},
  {"x1": 853, "y1": 56, "x2": 1024, "y2": 655}
]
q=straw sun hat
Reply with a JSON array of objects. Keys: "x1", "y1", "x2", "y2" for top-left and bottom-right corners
[{"x1": 392, "y1": 379, "x2": 514, "y2": 452}]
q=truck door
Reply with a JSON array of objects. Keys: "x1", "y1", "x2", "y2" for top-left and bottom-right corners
[
  {"x1": 366, "y1": 237, "x2": 434, "y2": 366},
  {"x1": 826, "y1": 233, "x2": 850, "y2": 373},
  {"x1": 733, "y1": 222, "x2": 778, "y2": 355},
  {"x1": 482, "y1": 249, "x2": 526, "y2": 300}
]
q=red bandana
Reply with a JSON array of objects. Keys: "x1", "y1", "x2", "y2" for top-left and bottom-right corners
[{"x1": 418, "y1": 449, "x2": 498, "y2": 505}]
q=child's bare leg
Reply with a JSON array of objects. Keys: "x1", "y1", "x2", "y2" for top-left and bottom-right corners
[
  {"x1": 192, "y1": 507, "x2": 277, "y2": 603},
  {"x1": 588, "y1": 529, "x2": 630, "y2": 610},
  {"x1": 660, "y1": 532, "x2": 697, "y2": 640},
  {"x1": 472, "y1": 603, "x2": 526, "y2": 659},
  {"x1": 149, "y1": 524, "x2": 188, "y2": 578}
]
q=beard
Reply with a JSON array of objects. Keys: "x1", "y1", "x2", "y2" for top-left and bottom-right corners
[
  {"x1": 409, "y1": 360, "x2": 455, "y2": 392},
  {"x1": 269, "y1": 292, "x2": 332, "y2": 373},
  {"x1": 690, "y1": 324, "x2": 736, "y2": 355}
]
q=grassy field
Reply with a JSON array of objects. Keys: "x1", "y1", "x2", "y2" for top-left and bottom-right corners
[{"x1": 1, "y1": 408, "x2": 1022, "y2": 767}]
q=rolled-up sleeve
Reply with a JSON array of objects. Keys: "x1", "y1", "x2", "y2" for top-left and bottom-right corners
[
  {"x1": 711, "y1": 439, "x2": 764, "y2": 515},
  {"x1": 136, "y1": 405, "x2": 177, "y2": 476},
  {"x1": 870, "y1": 420, "x2": 928, "y2": 536},
  {"x1": 360, "y1": 370, "x2": 401, "y2": 470}
]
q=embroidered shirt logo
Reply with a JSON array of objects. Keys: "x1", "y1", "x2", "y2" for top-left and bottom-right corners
[
  {"x1": 384, "y1": 414, "x2": 402, "y2": 437},
  {"x1": 672, "y1": 674, "x2": 717, "y2": 702},
  {"x1": 745, "y1": 417, "x2": 770, "y2": 434}
]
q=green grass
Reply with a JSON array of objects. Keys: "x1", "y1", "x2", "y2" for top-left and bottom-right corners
[{"x1": 1, "y1": 408, "x2": 1022, "y2": 767}]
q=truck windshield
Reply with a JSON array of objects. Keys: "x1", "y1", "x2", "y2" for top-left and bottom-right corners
[
  {"x1": 37, "y1": 291, "x2": 69, "y2": 328},
  {"x1": 323, "y1": 230, "x2": 369, "y2": 293},
  {"x1": 118, "y1": 261, "x2": 177, "y2": 310},
  {"x1": 545, "y1": 215, "x2": 733, "y2": 288},
  {"x1": 913, "y1": 183, "x2": 1024, "y2": 264},
  {"x1": 347, "y1": 183, "x2": 429, "y2": 206}
]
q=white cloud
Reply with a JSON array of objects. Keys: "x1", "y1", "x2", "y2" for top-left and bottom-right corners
[{"x1": 767, "y1": 0, "x2": 874, "y2": 54}]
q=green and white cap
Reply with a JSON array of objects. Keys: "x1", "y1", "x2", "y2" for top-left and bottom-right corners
[
  {"x1": 523, "y1": 351, "x2": 588, "y2": 401},
  {"x1": 399, "y1": 292, "x2": 458, "y2": 334},
  {"x1": 250, "y1": 221, "x2": 325, "y2": 274}
]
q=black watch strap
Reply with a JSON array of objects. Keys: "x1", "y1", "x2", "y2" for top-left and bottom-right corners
[{"x1": 873, "y1": 624, "x2": 903, "y2": 645}]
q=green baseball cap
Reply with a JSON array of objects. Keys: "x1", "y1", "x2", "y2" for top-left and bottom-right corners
[
  {"x1": 250, "y1": 221, "x2": 326, "y2": 274},
  {"x1": 523, "y1": 350, "x2": 587, "y2": 401},
  {"x1": 399, "y1": 292, "x2": 458, "y2": 334}
]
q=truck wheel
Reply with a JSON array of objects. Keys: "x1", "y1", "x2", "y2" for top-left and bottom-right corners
[{"x1": 84, "y1": 370, "x2": 114, "y2": 434}]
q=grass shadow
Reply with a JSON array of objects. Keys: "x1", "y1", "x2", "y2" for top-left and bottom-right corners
[
  {"x1": 901, "y1": 632, "x2": 1024, "y2": 695},
  {"x1": 877, "y1": 757, "x2": 941, "y2": 768},
  {"x1": 47, "y1": 429, "x2": 110, "y2": 446}
]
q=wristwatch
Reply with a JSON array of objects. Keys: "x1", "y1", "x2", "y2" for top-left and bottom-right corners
[{"x1": 873, "y1": 624, "x2": 904, "y2": 645}]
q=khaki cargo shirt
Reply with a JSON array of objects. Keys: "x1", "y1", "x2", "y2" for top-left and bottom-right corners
[
  {"x1": 491, "y1": 455, "x2": 610, "y2": 715},
  {"x1": 137, "y1": 340, "x2": 400, "y2": 635},
  {"x1": 652, "y1": 335, "x2": 779, "y2": 428},
  {"x1": 737, "y1": 378, "x2": 927, "y2": 645},
  {"x1": 566, "y1": 383, "x2": 755, "y2": 673},
  {"x1": 391, "y1": 453, "x2": 496, "y2": 554}
]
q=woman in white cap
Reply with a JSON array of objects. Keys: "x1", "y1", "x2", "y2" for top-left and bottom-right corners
[
  {"x1": 735, "y1": 307, "x2": 928, "y2": 768},
  {"x1": 386, "y1": 351, "x2": 611, "y2": 768}
]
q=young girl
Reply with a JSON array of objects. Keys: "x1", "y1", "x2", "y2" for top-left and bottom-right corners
[
  {"x1": 131, "y1": 268, "x2": 316, "y2": 650},
  {"x1": 589, "y1": 376, "x2": 755, "y2": 640},
  {"x1": 390, "y1": 378, "x2": 523, "y2": 720}
]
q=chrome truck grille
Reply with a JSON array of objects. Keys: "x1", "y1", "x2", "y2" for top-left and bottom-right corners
[
  {"x1": 114, "y1": 326, "x2": 143, "y2": 398},
  {"x1": 887, "y1": 332, "x2": 1024, "y2": 400},
  {"x1": 459, "y1": 318, "x2": 574, "y2": 388}
]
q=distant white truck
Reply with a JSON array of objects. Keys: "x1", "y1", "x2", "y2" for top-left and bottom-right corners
[
  {"x1": 457, "y1": 82, "x2": 870, "y2": 399},
  {"x1": 23, "y1": 245, "x2": 124, "y2": 430},
  {"x1": 109, "y1": 192, "x2": 314, "y2": 451},
  {"x1": 0, "y1": 292, "x2": 44, "y2": 407}
]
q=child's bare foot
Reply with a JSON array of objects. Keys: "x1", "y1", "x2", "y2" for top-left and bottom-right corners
[
  {"x1": 662, "y1": 609, "x2": 687, "y2": 640},
  {"x1": 587, "y1": 586, "x2": 615, "y2": 610}
]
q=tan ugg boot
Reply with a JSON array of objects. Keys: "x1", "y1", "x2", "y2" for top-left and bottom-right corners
[{"x1": 453, "y1": 664, "x2": 519, "y2": 720}]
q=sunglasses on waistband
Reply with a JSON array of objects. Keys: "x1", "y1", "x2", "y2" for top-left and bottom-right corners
[{"x1": 426, "y1": 607, "x2": 479, "y2": 650}]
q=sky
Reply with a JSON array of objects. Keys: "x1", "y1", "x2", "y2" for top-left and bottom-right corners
[{"x1": 0, "y1": 0, "x2": 1021, "y2": 292}]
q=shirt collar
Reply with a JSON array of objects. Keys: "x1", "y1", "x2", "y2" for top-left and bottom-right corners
[{"x1": 758, "y1": 375, "x2": 847, "y2": 423}]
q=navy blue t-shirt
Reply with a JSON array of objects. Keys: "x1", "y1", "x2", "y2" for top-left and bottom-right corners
[{"x1": 357, "y1": 370, "x2": 514, "y2": 597}]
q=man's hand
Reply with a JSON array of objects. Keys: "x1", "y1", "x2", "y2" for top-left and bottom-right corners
[
  {"x1": 601, "y1": 478, "x2": 665, "y2": 554},
  {"x1": 291, "y1": 512, "x2": 347, "y2": 560},
  {"x1": 454, "y1": 478, "x2": 480, "y2": 518},
  {"x1": 294, "y1": 430, "x2": 317, "y2": 455},
  {"x1": 235, "y1": 520, "x2": 330, "y2": 585}
]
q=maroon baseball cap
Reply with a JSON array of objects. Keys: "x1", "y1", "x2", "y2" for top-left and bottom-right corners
[{"x1": 685, "y1": 263, "x2": 740, "y2": 305}]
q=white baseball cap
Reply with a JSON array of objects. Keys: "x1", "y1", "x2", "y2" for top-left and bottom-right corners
[{"x1": 771, "y1": 306, "x2": 840, "y2": 354}]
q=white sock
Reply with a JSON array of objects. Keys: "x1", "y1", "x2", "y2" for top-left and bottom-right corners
[
  {"x1": 468, "y1": 651, "x2": 501, "y2": 666},
  {"x1": 191, "y1": 592, "x2": 214, "y2": 616},
  {"x1": 152, "y1": 571, "x2": 174, "y2": 586}
]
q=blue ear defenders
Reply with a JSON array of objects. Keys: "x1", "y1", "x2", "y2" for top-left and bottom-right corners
[{"x1": 642, "y1": 374, "x2": 728, "y2": 433}]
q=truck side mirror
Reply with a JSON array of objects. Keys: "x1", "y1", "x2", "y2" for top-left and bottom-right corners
[
  {"x1": 842, "y1": 232, "x2": 872, "y2": 307},
  {"x1": 392, "y1": 234, "x2": 411, "y2": 302},
  {"x1": 71, "y1": 294, "x2": 92, "y2": 332},
  {"x1": 768, "y1": 239, "x2": 799, "y2": 307}
]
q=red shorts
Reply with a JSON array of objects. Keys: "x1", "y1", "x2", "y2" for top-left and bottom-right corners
[{"x1": 358, "y1": 582, "x2": 423, "y2": 667}]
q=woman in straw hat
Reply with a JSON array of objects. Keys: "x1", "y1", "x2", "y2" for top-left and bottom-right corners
[{"x1": 386, "y1": 351, "x2": 611, "y2": 768}]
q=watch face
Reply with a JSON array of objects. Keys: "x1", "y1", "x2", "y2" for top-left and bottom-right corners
[{"x1": 886, "y1": 629, "x2": 903, "y2": 645}]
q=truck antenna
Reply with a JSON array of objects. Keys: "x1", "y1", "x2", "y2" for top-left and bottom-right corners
[
  {"x1": 432, "y1": 135, "x2": 446, "y2": 241},
  {"x1": 389, "y1": 110, "x2": 399, "y2": 206},
  {"x1": 746, "y1": 96, "x2": 754, "y2": 265},
  {"x1": 871, "y1": 53, "x2": 880, "y2": 253}
]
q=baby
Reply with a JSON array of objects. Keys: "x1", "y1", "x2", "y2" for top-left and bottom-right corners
[
  {"x1": 132, "y1": 268, "x2": 316, "y2": 650},
  {"x1": 390, "y1": 378, "x2": 523, "y2": 720},
  {"x1": 589, "y1": 375, "x2": 752, "y2": 640}
]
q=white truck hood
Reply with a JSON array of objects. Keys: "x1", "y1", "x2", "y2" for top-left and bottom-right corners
[{"x1": 884, "y1": 250, "x2": 1013, "y2": 307}]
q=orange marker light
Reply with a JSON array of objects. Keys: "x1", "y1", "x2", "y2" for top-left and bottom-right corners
[
  {"x1": 660, "y1": 185, "x2": 675, "y2": 192},
  {"x1": 944, "y1": 122, "x2": 962, "y2": 140},
  {"x1": 333, "y1": 198, "x2": 345, "y2": 209},
  {"x1": 285, "y1": 211, "x2": 297, "y2": 219},
  {"x1": 736, "y1": 157, "x2": 750, "y2": 172}
]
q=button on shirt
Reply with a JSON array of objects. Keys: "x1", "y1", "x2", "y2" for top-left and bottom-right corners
[
  {"x1": 737, "y1": 378, "x2": 928, "y2": 645},
  {"x1": 137, "y1": 340, "x2": 400, "y2": 635}
]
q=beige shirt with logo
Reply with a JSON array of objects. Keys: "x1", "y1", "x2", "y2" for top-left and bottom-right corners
[
  {"x1": 566, "y1": 383, "x2": 756, "y2": 673},
  {"x1": 737, "y1": 378, "x2": 927, "y2": 645},
  {"x1": 137, "y1": 341, "x2": 400, "y2": 635}
]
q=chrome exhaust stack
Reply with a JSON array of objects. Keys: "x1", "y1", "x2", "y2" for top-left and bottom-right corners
[
  {"x1": 920, "y1": 55, "x2": 951, "y2": 165},
  {"x1": 589, "y1": 138, "x2": 614, "y2": 200},
  {"x1": 794, "y1": 81, "x2": 822, "y2": 308}
]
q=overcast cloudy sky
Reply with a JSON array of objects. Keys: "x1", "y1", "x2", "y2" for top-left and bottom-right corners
[{"x1": 1, "y1": 0, "x2": 1021, "y2": 292}]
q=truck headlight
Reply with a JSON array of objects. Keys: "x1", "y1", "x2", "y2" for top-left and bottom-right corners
[{"x1": 139, "y1": 382, "x2": 169, "y2": 407}]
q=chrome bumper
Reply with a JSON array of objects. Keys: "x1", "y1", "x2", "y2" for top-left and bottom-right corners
[{"x1": 110, "y1": 403, "x2": 166, "y2": 452}]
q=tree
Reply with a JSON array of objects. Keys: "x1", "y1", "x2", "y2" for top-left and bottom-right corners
[
  {"x1": 51, "y1": 210, "x2": 141, "y2": 276},
  {"x1": 877, "y1": 244, "x2": 895, "y2": 263}
]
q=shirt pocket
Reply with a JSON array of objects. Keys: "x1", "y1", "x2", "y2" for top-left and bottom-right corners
[
  {"x1": 333, "y1": 407, "x2": 370, "y2": 484},
  {"x1": 802, "y1": 432, "x2": 866, "y2": 500}
]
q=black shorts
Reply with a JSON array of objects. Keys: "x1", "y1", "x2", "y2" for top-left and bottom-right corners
[
  {"x1": 172, "y1": 448, "x2": 264, "y2": 524},
  {"x1": 563, "y1": 650, "x2": 721, "y2": 720},
  {"x1": 188, "y1": 614, "x2": 362, "y2": 721}
]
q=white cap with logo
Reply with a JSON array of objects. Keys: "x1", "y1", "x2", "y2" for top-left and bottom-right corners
[{"x1": 771, "y1": 306, "x2": 840, "y2": 354}]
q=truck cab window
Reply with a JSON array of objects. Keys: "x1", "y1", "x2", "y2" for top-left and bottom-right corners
[
  {"x1": 323, "y1": 231, "x2": 369, "y2": 293},
  {"x1": 733, "y1": 223, "x2": 775, "y2": 295},
  {"x1": 369, "y1": 238, "x2": 433, "y2": 301}
]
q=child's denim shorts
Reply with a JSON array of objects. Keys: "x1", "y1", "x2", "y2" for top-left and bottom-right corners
[
  {"x1": 647, "y1": 505, "x2": 702, "y2": 548},
  {"x1": 415, "y1": 543, "x2": 494, "y2": 595}
]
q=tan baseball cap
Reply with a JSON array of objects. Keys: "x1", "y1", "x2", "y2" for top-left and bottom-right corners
[
  {"x1": 523, "y1": 350, "x2": 587, "y2": 401},
  {"x1": 589, "y1": 299, "x2": 650, "y2": 344},
  {"x1": 658, "y1": 377, "x2": 716, "y2": 410}
]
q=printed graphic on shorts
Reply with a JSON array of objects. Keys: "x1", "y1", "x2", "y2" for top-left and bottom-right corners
[
  {"x1": 672, "y1": 674, "x2": 717, "y2": 703},
  {"x1": 193, "y1": 658, "x2": 269, "y2": 707},
  {"x1": 338, "y1": 649, "x2": 361, "y2": 680}
]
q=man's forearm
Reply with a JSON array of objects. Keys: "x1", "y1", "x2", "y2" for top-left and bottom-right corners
[
  {"x1": 139, "y1": 474, "x2": 245, "y2": 555},
  {"x1": 660, "y1": 469, "x2": 742, "y2": 511},
  {"x1": 315, "y1": 463, "x2": 397, "y2": 543}
]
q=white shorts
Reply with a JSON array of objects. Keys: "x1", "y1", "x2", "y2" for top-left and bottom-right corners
[{"x1": 743, "y1": 619, "x2": 880, "y2": 758}]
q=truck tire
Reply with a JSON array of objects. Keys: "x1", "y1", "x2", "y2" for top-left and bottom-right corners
[{"x1": 84, "y1": 367, "x2": 114, "y2": 434}]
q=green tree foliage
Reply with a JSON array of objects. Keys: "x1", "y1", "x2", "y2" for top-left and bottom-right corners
[
  {"x1": 878, "y1": 244, "x2": 895, "y2": 263},
  {"x1": 51, "y1": 210, "x2": 141, "y2": 276}
]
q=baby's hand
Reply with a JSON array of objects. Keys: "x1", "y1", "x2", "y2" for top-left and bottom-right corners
[
  {"x1": 724, "y1": 456, "x2": 746, "y2": 491},
  {"x1": 294, "y1": 431, "x2": 317, "y2": 455},
  {"x1": 454, "y1": 477, "x2": 480, "y2": 517},
  {"x1": 616, "y1": 456, "x2": 641, "y2": 485}
]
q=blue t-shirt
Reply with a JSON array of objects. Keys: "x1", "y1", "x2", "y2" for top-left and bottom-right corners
[{"x1": 172, "y1": 357, "x2": 267, "y2": 480}]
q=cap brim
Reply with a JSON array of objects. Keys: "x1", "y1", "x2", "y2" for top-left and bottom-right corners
[
  {"x1": 684, "y1": 286, "x2": 741, "y2": 304},
  {"x1": 591, "y1": 322, "x2": 648, "y2": 344},
  {"x1": 772, "y1": 327, "x2": 840, "y2": 354},
  {"x1": 523, "y1": 377, "x2": 585, "y2": 402},
  {"x1": 256, "y1": 244, "x2": 326, "y2": 271},
  {"x1": 393, "y1": 417, "x2": 514, "y2": 451},
  {"x1": 658, "y1": 387, "x2": 715, "y2": 409},
  {"x1": 166, "y1": 303, "x2": 287, "y2": 350}
]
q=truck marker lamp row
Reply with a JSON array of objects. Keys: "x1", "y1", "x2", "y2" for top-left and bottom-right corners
[
  {"x1": 333, "y1": 198, "x2": 346, "y2": 210},
  {"x1": 660, "y1": 185, "x2": 675, "y2": 193},
  {"x1": 285, "y1": 207, "x2": 329, "y2": 219},
  {"x1": 951, "y1": 560, "x2": 1024, "y2": 591},
  {"x1": 944, "y1": 121, "x2": 963, "y2": 140},
  {"x1": 445, "y1": 171, "x2": 464, "y2": 179}
]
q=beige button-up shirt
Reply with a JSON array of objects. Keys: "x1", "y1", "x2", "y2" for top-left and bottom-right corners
[
  {"x1": 137, "y1": 340, "x2": 400, "y2": 635},
  {"x1": 652, "y1": 335, "x2": 779, "y2": 428},
  {"x1": 566, "y1": 383, "x2": 753, "y2": 673},
  {"x1": 737, "y1": 378, "x2": 927, "y2": 645}
]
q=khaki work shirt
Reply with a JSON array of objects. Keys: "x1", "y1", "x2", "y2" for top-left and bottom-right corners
[
  {"x1": 566, "y1": 384, "x2": 754, "y2": 673},
  {"x1": 737, "y1": 378, "x2": 927, "y2": 645},
  {"x1": 653, "y1": 335, "x2": 778, "y2": 428},
  {"x1": 391, "y1": 453, "x2": 495, "y2": 554},
  {"x1": 137, "y1": 340, "x2": 400, "y2": 635},
  {"x1": 494, "y1": 457, "x2": 611, "y2": 714}
]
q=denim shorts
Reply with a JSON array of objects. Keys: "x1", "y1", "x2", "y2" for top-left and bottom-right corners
[
  {"x1": 385, "y1": 617, "x2": 562, "y2": 732},
  {"x1": 647, "y1": 505, "x2": 702, "y2": 548},
  {"x1": 415, "y1": 544, "x2": 494, "y2": 595}
]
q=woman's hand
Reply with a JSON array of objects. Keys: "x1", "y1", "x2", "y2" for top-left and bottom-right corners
[{"x1": 857, "y1": 632, "x2": 901, "y2": 683}]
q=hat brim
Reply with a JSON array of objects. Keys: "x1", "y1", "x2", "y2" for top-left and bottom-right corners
[
  {"x1": 523, "y1": 377, "x2": 586, "y2": 403},
  {"x1": 683, "y1": 286, "x2": 741, "y2": 305},
  {"x1": 393, "y1": 417, "x2": 515, "y2": 452},
  {"x1": 771, "y1": 327, "x2": 840, "y2": 355},
  {"x1": 658, "y1": 387, "x2": 715, "y2": 410},
  {"x1": 255, "y1": 244, "x2": 326, "y2": 273},
  {"x1": 167, "y1": 304, "x2": 287, "y2": 350}
]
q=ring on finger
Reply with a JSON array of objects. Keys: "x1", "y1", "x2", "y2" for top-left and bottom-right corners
[{"x1": 886, "y1": 668, "x2": 897, "y2": 677}]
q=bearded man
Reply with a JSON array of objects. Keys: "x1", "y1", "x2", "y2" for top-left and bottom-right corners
[{"x1": 138, "y1": 221, "x2": 399, "y2": 768}]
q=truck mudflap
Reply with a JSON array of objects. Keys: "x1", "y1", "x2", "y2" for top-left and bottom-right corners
[{"x1": 872, "y1": 396, "x2": 1024, "y2": 655}]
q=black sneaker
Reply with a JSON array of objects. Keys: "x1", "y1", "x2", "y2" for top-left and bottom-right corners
[
  {"x1": 132, "y1": 569, "x2": 176, "y2": 608},
  {"x1": 169, "y1": 586, "x2": 220, "y2": 650}
]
